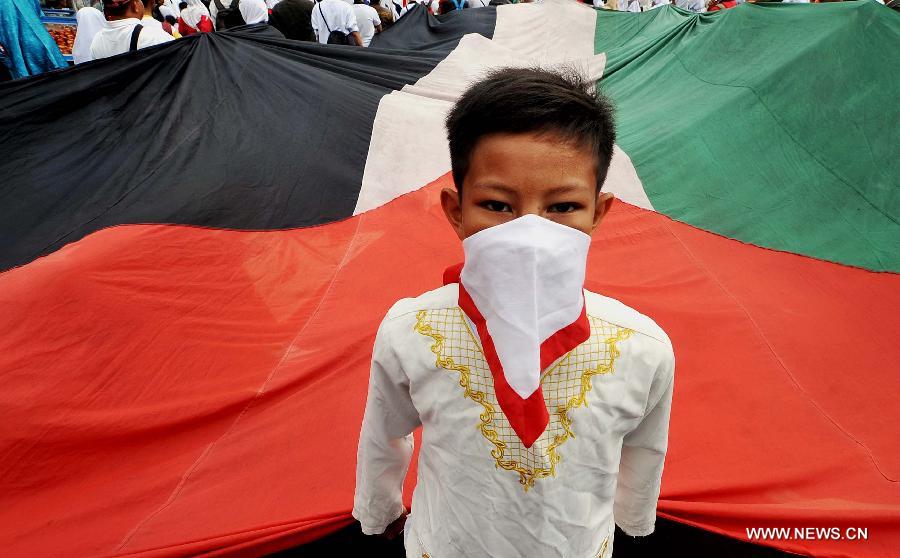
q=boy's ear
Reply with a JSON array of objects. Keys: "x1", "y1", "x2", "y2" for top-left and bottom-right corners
[
  {"x1": 591, "y1": 192, "x2": 615, "y2": 232},
  {"x1": 440, "y1": 187, "x2": 466, "y2": 241}
]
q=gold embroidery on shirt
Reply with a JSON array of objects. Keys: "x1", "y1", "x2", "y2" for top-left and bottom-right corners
[
  {"x1": 596, "y1": 535, "x2": 609, "y2": 558},
  {"x1": 414, "y1": 308, "x2": 632, "y2": 491}
]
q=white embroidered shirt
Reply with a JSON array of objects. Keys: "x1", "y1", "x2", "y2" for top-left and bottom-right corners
[{"x1": 352, "y1": 284, "x2": 675, "y2": 558}]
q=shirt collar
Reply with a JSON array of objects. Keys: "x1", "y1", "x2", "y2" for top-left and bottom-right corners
[{"x1": 106, "y1": 17, "x2": 142, "y2": 28}]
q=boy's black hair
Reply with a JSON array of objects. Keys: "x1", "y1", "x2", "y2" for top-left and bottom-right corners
[
  {"x1": 445, "y1": 67, "x2": 616, "y2": 194},
  {"x1": 104, "y1": 0, "x2": 134, "y2": 16}
]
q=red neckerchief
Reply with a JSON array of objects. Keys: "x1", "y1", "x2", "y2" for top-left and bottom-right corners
[{"x1": 443, "y1": 263, "x2": 590, "y2": 448}]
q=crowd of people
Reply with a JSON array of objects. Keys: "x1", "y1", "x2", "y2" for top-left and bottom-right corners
[
  {"x1": 2, "y1": 0, "x2": 895, "y2": 80},
  {"x1": 69, "y1": 0, "x2": 479, "y2": 62}
]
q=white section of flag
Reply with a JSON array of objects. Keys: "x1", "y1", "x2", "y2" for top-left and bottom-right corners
[{"x1": 354, "y1": 0, "x2": 653, "y2": 216}]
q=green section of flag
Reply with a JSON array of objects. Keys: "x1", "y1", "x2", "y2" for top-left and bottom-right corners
[{"x1": 596, "y1": 3, "x2": 899, "y2": 272}]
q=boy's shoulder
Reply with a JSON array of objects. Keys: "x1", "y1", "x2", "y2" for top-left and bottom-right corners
[
  {"x1": 382, "y1": 283, "x2": 460, "y2": 322},
  {"x1": 583, "y1": 289, "x2": 672, "y2": 349}
]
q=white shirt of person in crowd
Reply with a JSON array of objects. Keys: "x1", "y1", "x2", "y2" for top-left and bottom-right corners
[
  {"x1": 675, "y1": 0, "x2": 703, "y2": 11},
  {"x1": 141, "y1": 13, "x2": 164, "y2": 29},
  {"x1": 311, "y1": 0, "x2": 360, "y2": 44},
  {"x1": 352, "y1": 2, "x2": 381, "y2": 46},
  {"x1": 398, "y1": 0, "x2": 426, "y2": 17},
  {"x1": 90, "y1": 17, "x2": 174, "y2": 60},
  {"x1": 396, "y1": 0, "x2": 429, "y2": 18},
  {"x1": 265, "y1": 0, "x2": 283, "y2": 8},
  {"x1": 620, "y1": 0, "x2": 640, "y2": 11}
]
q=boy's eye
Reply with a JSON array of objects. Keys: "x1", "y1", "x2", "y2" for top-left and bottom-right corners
[
  {"x1": 480, "y1": 200, "x2": 512, "y2": 213},
  {"x1": 549, "y1": 202, "x2": 581, "y2": 213}
]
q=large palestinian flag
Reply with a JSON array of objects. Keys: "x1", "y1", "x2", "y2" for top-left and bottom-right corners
[{"x1": 1, "y1": 2, "x2": 897, "y2": 557}]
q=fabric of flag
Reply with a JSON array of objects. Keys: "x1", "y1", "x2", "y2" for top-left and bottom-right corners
[{"x1": 0, "y1": 2, "x2": 897, "y2": 557}]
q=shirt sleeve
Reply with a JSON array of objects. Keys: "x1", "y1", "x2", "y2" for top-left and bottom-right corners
[
  {"x1": 614, "y1": 341, "x2": 675, "y2": 537},
  {"x1": 344, "y1": 5, "x2": 360, "y2": 32},
  {"x1": 351, "y1": 313, "x2": 422, "y2": 535}
]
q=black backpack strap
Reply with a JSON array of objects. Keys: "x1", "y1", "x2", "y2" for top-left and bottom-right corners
[
  {"x1": 213, "y1": 0, "x2": 226, "y2": 10},
  {"x1": 129, "y1": 24, "x2": 143, "y2": 53},
  {"x1": 318, "y1": 1, "x2": 332, "y2": 34}
]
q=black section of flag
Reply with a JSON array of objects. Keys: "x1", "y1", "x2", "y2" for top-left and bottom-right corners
[
  {"x1": 0, "y1": 32, "x2": 451, "y2": 272},
  {"x1": 371, "y1": 4, "x2": 496, "y2": 52}
]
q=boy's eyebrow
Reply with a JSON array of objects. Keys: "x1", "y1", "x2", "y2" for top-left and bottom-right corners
[
  {"x1": 472, "y1": 183, "x2": 587, "y2": 196},
  {"x1": 472, "y1": 182, "x2": 518, "y2": 195},
  {"x1": 544, "y1": 185, "x2": 584, "y2": 196}
]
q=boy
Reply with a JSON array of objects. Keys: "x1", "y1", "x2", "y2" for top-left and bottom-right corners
[{"x1": 352, "y1": 68, "x2": 675, "y2": 558}]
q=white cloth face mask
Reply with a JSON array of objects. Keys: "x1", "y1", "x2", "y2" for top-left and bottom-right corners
[{"x1": 460, "y1": 214, "x2": 592, "y2": 400}]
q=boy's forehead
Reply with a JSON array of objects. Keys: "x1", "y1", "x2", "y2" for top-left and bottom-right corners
[
  {"x1": 466, "y1": 134, "x2": 598, "y2": 193},
  {"x1": 475, "y1": 129, "x2": 588, "y2": 150}
]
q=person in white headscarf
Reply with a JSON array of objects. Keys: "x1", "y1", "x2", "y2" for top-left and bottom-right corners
[
  {"x1": 179, "y1": 0, "x2": 214, "y2": 34},
  {"x1": 239, "y1": 0, "x2": 270, "y2": 24},
  {"x1": 158, "y1": 5, "x2": 181, "y2": 36},
  {"x1": 163, "y1": 0, "x2": 180, "y2": 16},
  {"x1": 159, "y1": 5, "x2": 177, "y2": 19},
  {"x1": 72, "y1": 6, "x2": 105, "y2": 64}
]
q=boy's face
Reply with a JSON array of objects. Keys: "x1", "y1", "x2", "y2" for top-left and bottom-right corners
[{"x1": 441, "y1": 132, "x2": 614, "y2": 240}]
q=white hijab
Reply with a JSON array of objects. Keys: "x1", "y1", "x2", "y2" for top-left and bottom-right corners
[
  {"x1": 163, "y1": 0, "x2": 181, "y2": 20},
  {"x1": 159, "y1": 5, "x2": 177, "y2": 20},
  {"x1": 182, "y1": 0, "x2": 212, "y2": 30},
  {"x1": 73, "y1": 7, "x2": 106, "y2": 64},
  {"x1": 240, "y1": 0, "x2": 269, "y2": 24}
]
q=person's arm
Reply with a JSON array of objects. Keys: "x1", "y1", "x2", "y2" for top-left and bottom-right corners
[
  {"x1": 342, "y1": 5, "x2": 362, "y2": 45},
  {"x1": 311, "y1": 14, "x2": 320, "y2": 43},
  {"x1": 613, "y1": 344, "x2": 675, "y2": 537},
  {"x1": 372, "y1": 11, "x2": 382, "y2": 34},
  {"x1": 351, "y1": 315, "x2": 422, "y2": 536}
]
